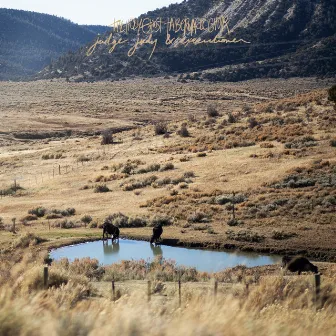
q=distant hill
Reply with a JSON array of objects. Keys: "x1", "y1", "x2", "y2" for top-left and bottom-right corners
[
  {"x1": 0, "y1": 8, "x2": 109, "y2": 80},
  {"x1": 37, "y1": 0, "x2": 336, "y2": 82}
]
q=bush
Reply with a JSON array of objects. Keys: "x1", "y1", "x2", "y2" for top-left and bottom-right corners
[
  {"x1": 183, "y1": 171, "x2": 195, "y2": 178},
  {"x1": 330, "y1": 139, "x2": 336, "y2": 147},
  {"x1": 227, "y1": 113, "x2": 236, "y2": 123},
  {"x1": 12, "y1": 233, "x2": 44, "y2": 248},
  {"x1": 248, "y1": 117, "x2": 259, "y2": 128},
  {"x1": 207, "y1": 105, "x2": 219, "y2": 118},
  {"x1": 227, "y1": 219, "x2": 239, "y2": 226},
  {"x1": 94, "y1": 184, "x2": 110, "y2": 193},
  {"x1": 56, "y1": 220, "x2": 76, "y2": 229},
  {"x1": 154, "y1": 122, "x2": 168, "y2": 135},
  {"x1": 150, "y1": 215, "x2": 173, "y2": 227},
  {"x1": 81, "y1": 215, "x2": 92, "y2": 226},
  {"x1": 197, "y1": 152, "x2": 207, "y2": 157},
  {"x1": 177, "y1": 124, "x2": 190, "y2": 137},
  {"x1": 160, "y1": 163, "x2": 174, "y2": 171},
  {"x1": 105, "y1": 213, "x2": 148, "y2": 228},
  {"x1": 188, "y1": 212, "x2": 209, "y2": 223},
  {"x1": 20, "y1": 214, "x2": 38, "y2": 222},
  {"x1": 271, "y1": 230, "x2": 297, "y2": 240},
  {"x1": 28, "y1": 207, "x2": 46, "y2": 217},
  {"x1": 226, "y1": 230, "x2": 265, "y2": 242},
  {"x1": 101, "y1": 129, "x2": 113, "y2": 145}
]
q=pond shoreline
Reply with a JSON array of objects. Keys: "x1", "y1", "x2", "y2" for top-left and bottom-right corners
[{"x1": 43, "y1": 232, "x2": 336, "y2": 263}]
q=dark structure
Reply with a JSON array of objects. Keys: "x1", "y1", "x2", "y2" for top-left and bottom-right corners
[
  {"x1": 102, "y1": 222, "x2": 120, "y2": 242},
  {"x1": 150, "y1": 224, "x2": 163, "y2": 244},
  {"x1": 282, "y1": 256, "x2": 318, "y2": 275}
]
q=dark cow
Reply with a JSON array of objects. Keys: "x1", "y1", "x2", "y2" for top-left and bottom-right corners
[
  {"x1": 282, "y1": 256, "x2": 318, "y2": 275},
  {"x1": 102, "y1": 222, "x2": 120, "y2": 242},
  {"x1": 150, "y1": 224, "x2": 163, "y2": 244}
]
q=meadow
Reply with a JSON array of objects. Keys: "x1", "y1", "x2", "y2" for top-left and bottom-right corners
[{"x1": 0, "y1": 76, "x2": 335, "y2": 335}]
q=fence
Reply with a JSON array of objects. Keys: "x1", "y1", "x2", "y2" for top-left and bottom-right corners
[{"x1": 42, "y1": 266, "x2": 323, "y2": 309}]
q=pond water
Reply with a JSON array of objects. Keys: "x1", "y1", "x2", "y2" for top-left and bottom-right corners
[{"x1": 51, "y1": 239, "x2": 281, "y2": 273}]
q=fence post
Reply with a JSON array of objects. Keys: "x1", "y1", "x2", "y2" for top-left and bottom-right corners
[
  {"x1": 59, "y1": 165, "x2": 61, "y2": 175},
  {"x1": 314, "y1": 274, "x2": 321, "y2": 310},
  {"x1": 12, "y1": 218, "x2": 16, "y2": 233},
  {"x1": 147, "y1": 280, "x2": 151, "y2": 302},
  {"x1": 44, "y1": 266, "x2": 49, "y2": 289},
  {"x1": 214, "y1": 280, "x2": 218, "y2": 299},
  {"x1": 232, "y1": 192, "x2": 236, "y2": 220},
  {"x1": 112, "y1": 280, "x2": 116, "y2": 301},
  {"x1": 178, "y1": 279, "x2": 181, "y2": 307},
  {"x1": 48, "y1": 220, "x2": 50, "y2": 231}
]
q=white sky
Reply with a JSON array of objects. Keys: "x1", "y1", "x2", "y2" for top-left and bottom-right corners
[{"x1": 0, "y1": 0, "x2": 184, "y2": 25}]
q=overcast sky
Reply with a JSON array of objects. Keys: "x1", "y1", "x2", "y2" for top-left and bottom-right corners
[{"x1": 0, "y1": 0, "x2": 184, "y2": 25}]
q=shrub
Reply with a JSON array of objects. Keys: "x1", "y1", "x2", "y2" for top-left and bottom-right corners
[
  {"x1": 81, "y1": 215, "x2": 92, "y2": 227},
  {"x1": 271, "y1": 230, "x2": 297, "y2": 240},
  {"x1": 150, "y1": 215, "x2": 173, "y2": 227},
  {"x1": 20, "y1": 214, "x2": 38, "y2": 222},
  {"x1": 89, "y1": 221, "x2": 98, "y2": 228},
  {"x1": 328, "y1": 84, "x2": 336, "y2": 109},
  {"x1": 154, "y1": 122, "x2": 168, "y2": 135},
  {"x1": 101, "y1": 129, "x2": 113, "y2": 145},
  {"x1": 330, "y1": 139, "x2": 336, "y2": 147},
  {"x1": 177, "y1": 124, "x2": 190, "y2": 137},
  {"x1": 248, "y1": 117, "x2": 259, "y2": 128},
  {"x1": 183, "y1": 171, "x2": 195, "y2": 178},
  {"x1": 77, "y1": 155, "x2": 90, "y2": 162},
  {"x1": 56, "y1": 219, "x2": 76, "y2": 229},
  {"x1": 197, "y1": 152, "x2": 207, "y2": 157},
  {"x1": 28, "y1": 207, "x2": 46, "y2": 217},
  {"x1": 188, "y1": 212, "x2": 209, "y2": 223},
  {"x1": 260, "y1": 142, "x2": 274, "y2": 148},
  {"x1": 227, "y1": 113, "x2": 236, "y2": 123},
  {"x1": 227, "y1": 219, "x2": 239, "y2": 226},
  {"x1": 94, "y1": 184, "x2": 110, "y2": 193},
  {"x1": 207, "y1": 105, "x2": 219, "y2": 118},
  {"x1": 226, "y1": 230, "x2": 265, "y2": 242},
  {"x1": 12, "y1": 233, "x2": 44, "y2": 248},
  {"x1": 160, "y1": 163, "x2": 174, "y2": 171}
]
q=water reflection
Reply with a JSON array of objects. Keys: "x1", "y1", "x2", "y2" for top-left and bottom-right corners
[
  {"x1": 150, "y1": 243, "x2": 163, "y2": 257},
  {"x1": 103, "y1": 241, "x2": 120, "y2": 256},
  {"x1": 52, "y1": 239, "x2": 282, "y2": 273}
]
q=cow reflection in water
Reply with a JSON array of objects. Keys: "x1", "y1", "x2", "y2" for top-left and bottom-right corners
[
  {"x1": 103, "y1": 240, "x2": 120, "y2": 256},
  {"x1": 150, "y1": 243, "x2": 163, "y2": 257}
]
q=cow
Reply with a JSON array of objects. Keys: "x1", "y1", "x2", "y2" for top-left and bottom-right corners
[
  {"x1": 281, "y1": 256, "x2": 318, "y2": 275},
  {"x1": 102, "y1": 222, "x2": 120, "y2": 242},
  {"x1": 150, "y1": 224, "x2": 163, "y2": 245}
]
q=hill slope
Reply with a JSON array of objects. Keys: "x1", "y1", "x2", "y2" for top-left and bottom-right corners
[
  {"x1": 38, "y1": 0, "x2": 336, "y2": 82},
  {"x1": 0, "y1": 8, "x2": 109, "y2": 80}
]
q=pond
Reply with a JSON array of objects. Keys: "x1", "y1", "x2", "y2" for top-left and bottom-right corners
[{"x1": 51, "y1": 239, "x2": 281, "y2": 272}]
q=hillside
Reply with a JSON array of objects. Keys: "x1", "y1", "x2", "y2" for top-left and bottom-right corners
[
  {"x1": 0, "y1": 77, "x2": 335, "y2": 260},
  {"x1": 0, "y1": 8, "x2": 109, "y2": 80},
  {"x1": 38, "y1": 0, "x2": 336, "y2": 82}
]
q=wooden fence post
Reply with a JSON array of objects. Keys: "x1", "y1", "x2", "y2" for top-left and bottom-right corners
[
  {"x1": 178, "y1": 279, "x2": 181, "y2": 307},
  {"x1": 44, "y1": 266, "x2": 49, "y2": 289},
  {"x1": 48, "y1": 220, "x2": 50, "y2": 231},
  {"x1": 59, "y1": 165, "x2": 61, "y2": 175},
  {"x1": 314, "y1": 274, "x2": 321, "y2": 310},
  {"x1": 232, "y1": 192, "x2": 236, "y2": 220},
  {"x1": 12, "y1": 218, "x2": 16, "y2": 233},
  {"x1": 147, "y1": 280, "x2": 151, "y2": 302},
  {"x1": 112, "y1": 280, "x2": 116, "y2": 301},
  {"x1": 214, "y1": 281, "x2": 218, "y2": 299}
]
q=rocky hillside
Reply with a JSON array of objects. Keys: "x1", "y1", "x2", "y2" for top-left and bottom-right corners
[
  {"x1": 0, "y1": 8, "x2": 109, "y2": 80},
  {"x1": 37, "y1": 0, "x2": 336, "y2": 82}
]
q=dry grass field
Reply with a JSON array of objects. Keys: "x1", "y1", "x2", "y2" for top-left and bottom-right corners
[
  {"x1": 0, "y1": 77, "x2": 335, "y2": 259},
  {"x1": 0, "y1": 76, "x2": 336, "y2": 335}
]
